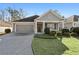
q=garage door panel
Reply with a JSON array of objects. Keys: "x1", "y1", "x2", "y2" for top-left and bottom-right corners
[{"x1": 16, "y1": 25, "x2": 34, "y2": 33}]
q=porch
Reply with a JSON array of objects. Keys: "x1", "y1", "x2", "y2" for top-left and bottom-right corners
[{"x1": 34, "y1": 21, "x2": 64, "y2": 34}]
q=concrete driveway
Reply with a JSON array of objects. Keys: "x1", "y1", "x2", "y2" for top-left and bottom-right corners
[{"x1": 0, "y1": 33, "x2": 34, "y2": 55}]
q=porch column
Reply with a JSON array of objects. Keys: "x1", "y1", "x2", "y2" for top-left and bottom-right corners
[
  {"x1": 43, "y1": 22, "x2": 45, "y2": 33},
  {"x1": 72, "y1": 22, "x2": 74, "y2": 27},
  {"x1": 12, "y1": 23, "x2": 14, "y2": 32},
  {"x1": 15, "y1": 24, "x2": 16, "y2": 32},
  {"x1": 35, "y1": 22, "x2": 37, "y2": 34},
  {"x1": 58, "y1": 23, "x2": 59, "y2": 31},
  {"x1": 62, "y1": 21, "x2": 64, "y2": 28}
]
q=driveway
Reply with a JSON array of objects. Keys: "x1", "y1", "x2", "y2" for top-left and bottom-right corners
[{"x1": 0, "y1": 33, "x2": 34, "y2": 55}]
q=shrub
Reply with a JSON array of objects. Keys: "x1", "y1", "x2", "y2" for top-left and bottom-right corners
[
  {"x1": 50, "y1": 31, "x2": 56, "y2": 36},
  {"x1": 62, "y1": 29, "x2": 70, "y2": 33},
  {"x1": 44, "y1": 27, "x2": 50, "y2": 34},
  {"x1": 71, "y1": 27, "x2": 79, "y2": 35},
  {"x1": 61, "y1": 29, "x2": 70, "y2": 37},
  {"x1": 57, "y1": 32, "x2": 62, "y2": 37},
  {"x1": 63, "y1": 32, "x2": 70, "y2": 37},
  {"x1": 5, "y1": 29, "x2": 11, "y2": 33},
  {"x1": 70, "y1": 27, "x2": 73, "y2": 33},
  {"x1": 71, "y1": 32, "x2": 78, "y2": 37},
  {"x1": 34, "y1": 34, "x2": 56, "y2": 39}
]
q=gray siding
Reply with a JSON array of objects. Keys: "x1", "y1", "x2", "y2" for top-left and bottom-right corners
[{"x1": 38, "y1": 12, "x2": 62, "y2": 21}]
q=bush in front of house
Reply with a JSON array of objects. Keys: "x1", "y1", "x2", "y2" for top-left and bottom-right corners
[
  {"x1": 63, "y1": 32, "x2": 70, "y2": 37},
  {"x1": 50, "y1": 31, "x2": 56, "y2": 36},
  {"x1": 44, "y1": 27, "x2": 50, "y2": 34},
  {"x1": 57, "y1": 32, "x2": 62, "y2": 37},
  {"x1": 62, "y1": 29, "x2": 70, "y2": 33},
  {"x1": 5, "y1": 29, "x2": 11, "y2": 33},
  {"x1": 34, "y1": 34, "x2": 56, "y2": 39},
  {"x1": 71, "y1": 32, "x2": 78, "y2": 37},
  {"x1": 61, "y1": 29, "x2": 70, "y2": 37},
  {"x1": 71, "y1": 27, "x2": 79, "y2": 35},
  {"x1": 70, "y1": 27, "x2": 73, "y2": 33}
]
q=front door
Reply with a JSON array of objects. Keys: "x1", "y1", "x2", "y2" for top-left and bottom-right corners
[{"x1": 37, "y1": 22, "x2": 43, "y2": 32}]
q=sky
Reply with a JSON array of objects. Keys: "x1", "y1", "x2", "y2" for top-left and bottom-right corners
[{"x1": 0, "y1": 3, "x2": 79, "y2": 18}]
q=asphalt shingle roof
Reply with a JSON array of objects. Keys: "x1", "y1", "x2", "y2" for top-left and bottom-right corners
[{"x1": 13, "y1": 15, "x2": 39, "y2": 22}]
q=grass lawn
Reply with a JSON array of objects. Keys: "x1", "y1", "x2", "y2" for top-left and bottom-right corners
[
  {"x1": 63, "y1": 37, "x2": 79, "y2": 55},
  {"x1": 32, "y1": 36, "x2": 79, "y2": 55}
]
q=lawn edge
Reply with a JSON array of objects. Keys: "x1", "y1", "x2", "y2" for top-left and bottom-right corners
[{"x1": 31, "y1": 38, "x2": 35, "y2": 55}]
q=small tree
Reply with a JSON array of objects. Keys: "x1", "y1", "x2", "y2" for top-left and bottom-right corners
[
  {"x1": 6, "y1": 7, "x2": 26, "y2": 21},
  {"x1": 0, "y1": 10, "x2": 5, "y2": 21}
]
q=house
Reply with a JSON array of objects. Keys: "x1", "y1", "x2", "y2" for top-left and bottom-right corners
[
  {"x1": 12, "y1": 10, "x2": 65, "y2": 34},
  {"x1": 0, "y1": 20, "x2": 12, "y2": 33},
  {"x1": 64, "y1": 15, "x2": 79, "y2": 30}
]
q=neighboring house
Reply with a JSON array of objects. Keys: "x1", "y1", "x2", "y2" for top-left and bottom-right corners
[
  {"x1": 12, "y1": 10, "x2": 65, "y2": 34},
  {"x1": 0, "y1": 20, "x2": 12, "y2": 33},
  {"x1": 64, "y1": 15, "x2": 79, "y2": 30}
]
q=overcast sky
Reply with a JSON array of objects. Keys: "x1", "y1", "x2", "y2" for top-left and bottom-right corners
[{"x1": 0, "y1": 3, "x2": 79, "y2": 18}]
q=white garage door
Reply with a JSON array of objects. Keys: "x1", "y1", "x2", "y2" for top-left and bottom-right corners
[{"x1": 16, "y1": 25, "x2": 34, "y2": 34}]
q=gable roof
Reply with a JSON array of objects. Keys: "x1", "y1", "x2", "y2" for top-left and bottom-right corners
[
  {"x1": 13, "y1": 15, "x2": 39, "y2": 22},
  {"x1": 36, "y1": 10, "x2": 63, "y2": 20}
]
